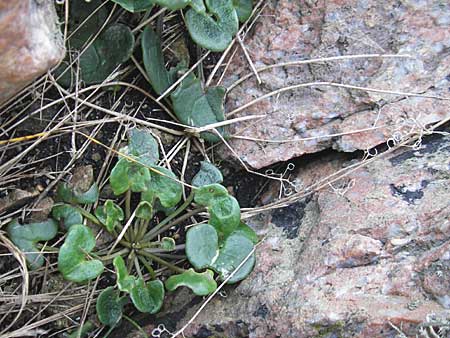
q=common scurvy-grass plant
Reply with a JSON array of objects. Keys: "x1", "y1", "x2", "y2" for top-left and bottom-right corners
[{"x1": 7, "y1": 128, "x2": 257, "y2": 330}]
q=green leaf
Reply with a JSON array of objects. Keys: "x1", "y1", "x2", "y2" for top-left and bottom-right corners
[
  {"x1": 80, "y1": 23, "x2": 135, "y2": 84},
  {"x1": 160, "y1": 237, "x2": 176, "y2": 251},
  {"x1": 7, "y1": 219, "x2": 58, "y2": 270},
  {"x1": 185, "y1": 0, "x2": 239, "y2": 52},
  {"x1": 57, "y1": 182, "x2": 99, "y2": 205},
  {"x1": 95, "y1": 200, "x2": 124, "y2": 232},
  {"x1": 113, "y1": 256, "x2": 137, "y2": 293},
  {"x1": 165, "y1": 269, "x2": 217, "y2": 296},
  {"x1": 234, "y1": 222, "x2": 258, "y2": 244},
  {"x1": 142, "y1": 27, "x2": 171, "y2": 95},
  {"x1": 192, "y1": 161, "x2": 223, "y2": 187},
  {"x1": 130, "y1": 278, "x2": 164, "y2": 314},
  {"x1": 145, "y1": 166, "x2": 182, "y2": 208},
  {"x1": 151, "y1": 0, "x2": 190, "y2": 10},
  {"x1": 58, "y1": 224, "x2": 104, "y2": 283},
  {"x1": 128, "y1": 128, "x2": 159, "y2": 166},
  {"x1": 209, "y1": 195, "x2": 240, "y2": 237},
  {"x1": 232, "y1": 0, "x2": 252, "y2": 22},
  {"x1": 171, "y1": 74, "x2": 227, "y2": 142},
  {"x1": 136, "y1": 201, "x2": 153, "y2": 220},
  {"x1": 110, "y1": 158, "x2": 151, "y2": 195},
  {"x1": 194, "y1": 183, "x2": 228, "y2": 206},
  {"x1": 96, "y1": 287, "x2": 126, "y2": 326},
  {"x1": 212, "y1": 233, "x2": 255, "y2": 283},
  {"x1": 67, "y1": 321, "x2": 95, "y2": 338},
  {"x1": 185, "y1": 223, "x2": 218, "y2": 270},
  {"x1": 111, "y1": 0, "x2": 154, "y2": 12},
  {"x1": 52, "y1": 204, "x2": 83, "y2": 230}
]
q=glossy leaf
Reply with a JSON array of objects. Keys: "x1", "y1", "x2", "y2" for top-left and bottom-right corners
[
  {"x1": 233, "y1": 0, "x2": 252, "y2": 22},
  {"x1": 58, "y1": 224, "x2": 104, "y2": 283},
  {"x1": 96, "y1": 287, "x2": 126, "y2": 326},
  {"x1": 128, "y1": 128, "x2": 159, "y2": 166},
  {"x1": 7, "y1": 219, "x2": 58, "y2": 269},
  {"x1": 185, "y1": 223, "x2": 218, "y2": 269},
  {"x1": 171, "y1": 73, "x2": 227, "y2": 142},
  {"x1": 209, "y1": 195, "x2": 240, "y2": 237},
  {"x1": 111, "y1": 0, "x2": 154, "y2": 12},
  {"x1": 52, "y1": 204, "x2": 83, "y2": 230},
  {"x1": 57, "y1": 182, "x2": 99, "y2": 205},
  {"x1": 95, "y1": 200, "x2": 124, "y2": 232},
  {"x1": 80, "y1": 23, "x2": 135, "y2": 84},
  {"x1": 192, "y1": 161, "x2": 223, "y2": 187},
  {"x1": 145, "y1": 166, "x2": 182, "y2": 208},
  {"x1": 130, "y1": 278, "x2": 164, "y2": 314},
  {"x1": 110, "y1": 158, "x2": 151, "y2": 195},
  {"x1": 165, "y1": 269, "x2": 217, "y2": 296},
  {"x1": 194, "y1": 183, "x2": 228, "y2": 206},
  {"x1": 136, "y1": 201, "x2": 153, "y2": 220},
  {"x1": 212, "y1": 233, "x2": 255, "y2": 283},
  {"x1": 185, "y1": 0, "x2": 239, "y2": 52},
  {"x1": 113, "y1": 256, "x2": 137, "y2": 293}
]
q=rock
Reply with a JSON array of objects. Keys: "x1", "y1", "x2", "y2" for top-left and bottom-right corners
[
  {"x1": 0, "y1": 188, "x2": 39, "y2": 214},
  {"x1": 30, "y1": 197, "x2": 54, "y2": 222},
  {"x1": 0, "y1": 0, "x2": 65, "y2": 105},
  {"x1": 69, "y1": 165, "x2": 94, "y2": 192},
  {"x1": 163, "y1": 134, "x2": 450, "y2": 337},
  {"x1": 222, "y1": 0, "x2": 450, "y2": 169}
]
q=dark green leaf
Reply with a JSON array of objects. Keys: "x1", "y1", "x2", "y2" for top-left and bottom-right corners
[
  {"x1": 185, "y1": 0, "x2": 239, "y2": 52},
  {"x1": 128, "y1": 128, "x2": 159, "y2": 166},
  {"x1": 185, "y1": 223, "x2": 218, "y2": 269},
  {"x1": 110, "y1": 158, "x2": 151, "y2": 195},
  {"x1": 171, "y1": 73, "x2": 227, "y2": 142},
  {"x1": 57, "y1": 182, "x2": 99, "y2": 205},
  {"x1": 192, "y1": 161, "x2": 223, "y2": 187},
  {"x1": 7, "y1": 219, "x2": 58, "y2": 269},
  {"x1": 165, "y1": 269, "x2": 217, "y2": 296},
  {"x1": 212, "y1": 233, "x2": 255, "y2": 283},
  {"x1": 130, "y1": 278, "x2": 164, "y2": 314},
  {"x1": 96, "y1": 287, "x2": 126, "y2": 326},
  {"x1": 233, "y1": 0, "x2": 252, "y2": 22},
  {"x1": 209, "y1": 195, "x2": 240, "y2": 237},
  {"x1": 151, "y1": 0, "x2": 190, "y2": 10},
  {"x1": 136, "y1": 201, "x2": 153, "y2": 220},
  {"x1": 113, "y1": 256, "x2": 137, "y2": 293},
  {"x1": 58, "y1": 224, "x2": 104, "y2": 283},
  {"x1": 52, "y1": 204, "x2": 83, "y2": 230},
  {"x1": 194, "y1": 183, "x2": 228, "y2": 206},
  {"x1": 95, "y1": 200, "x2": 124, "y2": 232},
  {"x1": 111, "y1": 0, "x2": 154, "y2": 12},
  {"x1": 146, "y1": 166, "x2": 182, "y2": 208}
]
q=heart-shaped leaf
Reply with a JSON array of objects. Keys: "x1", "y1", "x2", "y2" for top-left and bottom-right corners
[
  {"x1": 113, "y1": 256, "x2": 137, "y2": 293},
  {"x1": 194, "y1": 183, "x2": 228, "y2": 206},
  {"x1": 192, "y1": 161, "x2": 223, "y2": 187},
  {"x1": 58, "y1": 224, "x2": 104, "y2": 283},
  {"x1": 96, "y1": 286, "x2": 127, "y2": 326},
  {"x1": 80, "y1": 23, "x2": 135, "y2": 84},
  {"x1": 128, "y1": 128, "x2": 159, "y2": 166},
  {"x1": 209, "y1": 195, "x2": 240, "y2": 237},
  {"x1": 95, "y1": 200, "x2": 124, "y2": 232},
  {"x1": 185, "y1": 223, "x2": 218, "y2": 270},
  {"x1": 136, "y1": 201, "x2": 153, "y2": 220},
  {"x1": 165, "y1": 269, "x2": 217, "y2": 296},
  {"x1": 110, "y1": 158, "x2": 151, "y2": 195},
  {"x1": 111, "y1": 0, "x2": 154, "y2": 12},
  {"x1": 130, "y1": 278, "x2": 164, "y2": 314},
  {"x1": 57, "y1": 182, "x2": 99, "y2": 205},
  {"x1": 143, "y1": 166, "x2": 182, "y2": 208},
  {"x1": 185, "y1": 0, "x2": 239, "y2": 52},
  {"x1": 233, "y1": 0, "x2": 252, "y2": 22},
  {"x1": 52, "y1": 204, "x2": 83, "y2": 230},
  {"x1": 7, "y1": 219, "x2": 58, "y2": 269}
]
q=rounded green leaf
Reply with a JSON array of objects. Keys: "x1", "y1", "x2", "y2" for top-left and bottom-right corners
[
  {"x1": 234, "y1": 222, "x2": 258, "y2": 244},
  {"x1": 111, "y1": 0, "x2": 154, "y2": 12},
  {"x1": 130, "y1": 278, "x2": 164, "y2": 314},
  {"x1": 95, "y1": 200, "x2": 124, "y2": 232},
  {"x1": 160, "y1": 237, "x2": 176, "y2": 251},
  {"x1": 136, "y1": 201, "x2": 153, "y2": 220},
  {"x1": 146, "y1": 166, "x2": 182, "y2": 208},
  {"x1": 233, "y1": 0, "x2": 253, "y2": 22},
  {"x1": 185, "y1": 0, "x2": 239, "y2": 52},
  {"x1": 192, "y1": 161, "x2": 223, "y2": 187},
  {"x1": 96, "y1": 287, "x2": 126, "y2": 326},
  {"x1": 186, "y1": 223, "x2": 219, "y2": 269},
  {"x1": 165, "y1": 269, "x2": 217, "y2": 296},
  {"x1": 128, "y1": 128, "x2": 159, "y2": 166},
  {"x1": 212, "y1": 233, "x2": 255, "y2": 284},
  {"x1": 209, "y1": 195, "x2": 240, "y2": 237},
  {"x1": 194, "y1": 183, "x2": 228, "y2": 206},
  {"x1": 7, "y1": 219, "x2": 58, "y2": 270},
  {"x1": 113, "y1": 256, "x2": 137, "y2": 293},
  {"x1": 52, "y1": 204, "x2": 83, "y2": 230},
  {"x1": 110, "y1": 158, "x2": 151, "y2": 195},
  {"x1": 57, "y1": 182, "x2": 99, "y2": 205},
  {"x1": 58, "y1": 224, "x2": 104, "y2": 283}
]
